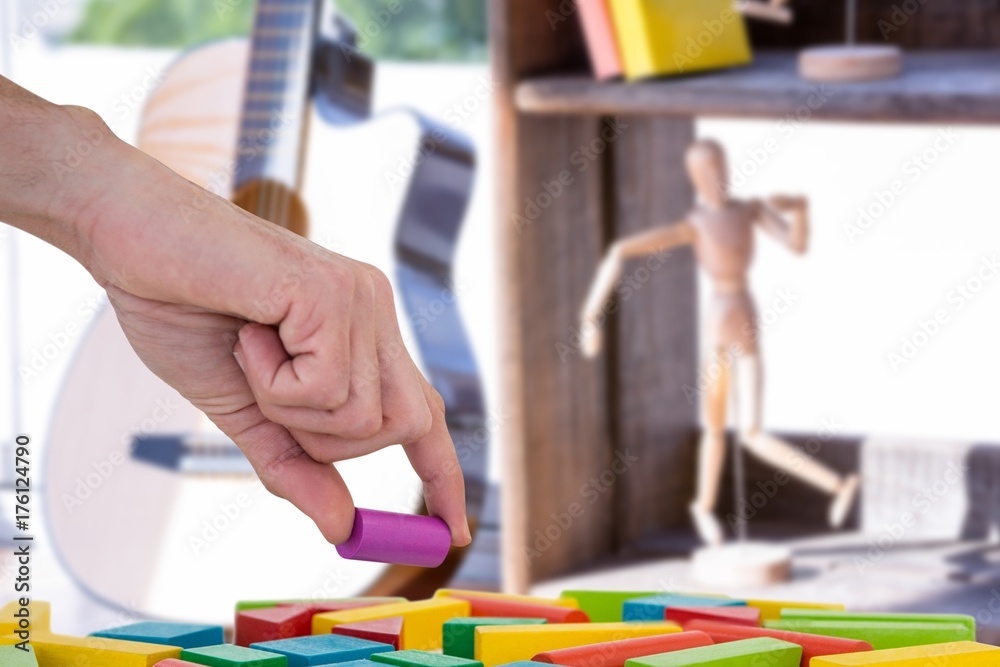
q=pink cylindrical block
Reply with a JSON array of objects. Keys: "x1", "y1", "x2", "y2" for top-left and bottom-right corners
[{"x1": 336, "y1": 508, "x2": 451, "y2": 568}]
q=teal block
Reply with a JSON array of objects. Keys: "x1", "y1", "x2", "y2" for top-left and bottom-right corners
[
  {"x1": 251, "y1": 635, "x2": 393, "y2": 666},
  {"x1": 182, "y1": 644, "x2": 288, "y2": 666},
  {"x1": 622, "y1": 595, "x2": 744, "y2": 622},
  {"x1": 625, "y1": 637, "x2": 800, "y2": 667},
  {"x1": 371, "y1": 650, "x2": 483, "y2": 667},
  {"x1": 443, "y1": 618, "x2": 546, "y2": 659},
  {"x1": 559, "y1": 591, "x2": 660, "y2": 623},
  {"x1": 92, "y1": 621, "x2": 224, "y2": 649}
]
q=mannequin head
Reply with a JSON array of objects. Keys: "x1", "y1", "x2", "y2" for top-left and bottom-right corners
[{"x1": 685, "y1": 139, "x2": 729, "y2": 208}]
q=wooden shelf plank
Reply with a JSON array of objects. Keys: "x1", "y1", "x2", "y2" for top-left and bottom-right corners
[{"x1": 516, "y1": 51, "x2": 1000, "y2": 123}]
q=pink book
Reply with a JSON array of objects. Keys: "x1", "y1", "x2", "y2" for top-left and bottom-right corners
[{"x1": 577, "y1": 0, "x2": 623, "y2": 80}]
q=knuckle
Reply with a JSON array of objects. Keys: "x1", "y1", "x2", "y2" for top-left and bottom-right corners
[
  {"x1": 398, "y1": 399, "x2": 433, "y2": 443},
  {"x1": 319, "y1": 379, "x2": 350, "y2": 410}
]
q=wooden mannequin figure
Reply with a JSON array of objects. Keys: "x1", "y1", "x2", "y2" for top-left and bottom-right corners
[{"x1": 580, "y1": 139, "x2": 860, "y2": 546}]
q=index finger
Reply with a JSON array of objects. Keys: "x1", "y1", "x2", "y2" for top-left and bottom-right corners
[{"x1": 402, "y1": 385, "x2": 472, "y2": 547}]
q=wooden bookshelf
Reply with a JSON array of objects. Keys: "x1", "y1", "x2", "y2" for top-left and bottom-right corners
[
  {"x1": 517, "y1": 51, "x2": 1000, "y2": 123},
  {"x1": 491, "y1": 0, "x2": 1000, "y2": 594}
]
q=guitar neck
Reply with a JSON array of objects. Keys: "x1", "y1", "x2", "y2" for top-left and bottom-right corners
[{"x1": 234, "y1": 0, "x2": 320, "y2": 197}]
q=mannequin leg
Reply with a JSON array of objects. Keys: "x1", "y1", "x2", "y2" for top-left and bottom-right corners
[
  {"x1": 735, "y1": 354, "x2": 860, "y2": 525},
  {"x1": 690, "y1": 353, "x2": 730, "y2": 545}
]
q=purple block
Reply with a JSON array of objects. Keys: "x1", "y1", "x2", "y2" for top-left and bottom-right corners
[{"x1": 336, "y1": 508, "x2": 451, "y2": 567}]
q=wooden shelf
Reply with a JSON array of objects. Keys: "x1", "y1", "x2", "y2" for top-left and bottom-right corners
[{"x1": 516, "y1": 51, "x2": 1000, "y2": 123}]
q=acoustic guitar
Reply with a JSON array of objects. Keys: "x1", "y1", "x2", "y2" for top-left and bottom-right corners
[{"x1": 43, "y1": 0, "x2": 486, "y2": 624}]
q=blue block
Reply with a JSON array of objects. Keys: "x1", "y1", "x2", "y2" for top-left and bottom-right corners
[
  {"x1": 251, "y1": 634, "x2": 393, "y2": 667},
  {"x1": 622, "y1": 595, "x2": 746, "y2": 622},
  {"x1": 91, "y1": 621, "x2": 224, "y2": 648}
]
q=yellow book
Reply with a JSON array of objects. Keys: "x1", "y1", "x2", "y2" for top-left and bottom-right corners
[
  {"x1": 30, "y1": 634, "x2": 180, "y2": 667},
  {"x1": 812, "y1": 641, "x2": 1000, "y2": 666},
  {"x1": 312, "y1": 598, "x2": 470, "y2": 650},
  {"x1": 476, "y1": 621, "x2": 681, "y2": 667},
  {"x1": 607, "y1": 0, "x2": 751, "y2": 80}
]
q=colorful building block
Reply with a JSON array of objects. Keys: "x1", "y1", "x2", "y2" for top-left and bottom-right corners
[
  {"x1": 624, "y1": 637, "x2": 801, "y2": 667},
  {"x1": 333, "y1": 616, "x2": 405, "y2": 650},
  {"x1": 558, "y1": 591, "x2": 660, "y2": 623},
  {"x1": 250, "y1": 634, "x2": 393, "y2": 666},
  {"x1": 448, "y1": 595, "x2": 587, "y2": 623},
  {"x1": 475, "y1": 622, "x2": 681, "y2": 667},
  {"x1": 237, "y1": 605, "x2": 316, "y2": 647},
  {"x1": 371, "y1": 650, "x2": 484, "y2": 667},
  {"x1": 444, "y1": 618, "x2": 546, "y2": 659},
  {"x1": 532, "y1": 630, "x2": 714, "y2": 667},
  {"x1": 437, "y1": 591, "x2": 578, "y2": 610},
  {"x1": 153, "y1": 661, "x2": 205, "y2": 667},
  {"x1": 811, "y1": 641, "x2": 1000, "y2": 666},
  {"x1": 0, "y1": 599, "x2": 51, "y2": 637},
  {"x1": 666, "y1": 606, "x2": 759, "y2": 627},
  {"x1": 312, "y1": 599, "x2": 470, "y2": 651},
  {"x1": 745, "y1": 599, "x2": 844, "y2": 623},
  {"x1": 763, "y1": 619, "x2": 974, "y2": 650},
  {"x1": 236, "y1": 599, "x2": 405, "y2": 613},
  {"x1": 93, "y1": 622, "x2": 224, "y2": 649},
  {"x1": 606, "y1": 0, "x2": 751, "y2": 80},
  {"x1": 336, "y1": 508, "x2": 451, "y2": 568},
  {"x1": 623, "y1": 596, "x2": 744, "y2": 622},
  {"x1": 31, "y1": 633, "x2": 181, "y2": 667},
  {"x1": 181, "y1": 644, "x2": 287, "y2": 666},
  {"x1": 0, "y1": 643, "x2": 37, "y2": 667},
  {"x1": 779, "y1": 608, "x2": 976, "y2": 635},
  {"x1": 685, "y1": 619, "x2": 872, "y2": 667}
]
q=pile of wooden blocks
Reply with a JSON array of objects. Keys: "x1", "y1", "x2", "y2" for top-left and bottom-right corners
[{"x1": 2, "y1": 588, "x2": 997, "y2": 665}]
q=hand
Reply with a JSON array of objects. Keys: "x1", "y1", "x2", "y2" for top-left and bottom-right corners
[
  {"x1": 2, "y1": 96, "x2": 471, "y2": 547},
  {"x1": 766, "y1": 195, "x2": 806, "y2": 212}
]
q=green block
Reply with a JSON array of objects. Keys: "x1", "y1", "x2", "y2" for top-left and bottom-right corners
[
  {"x1": 182, "y1": 644, "x2": 288, "y2": 666},
  {"x1": 0, "y1": 644, "x2": 37, "y2": 667},
  {"x1": 779, "y1": 608, "x2": 976, "y2": 635},
  {"x1": 625, "y1": 637, "x2": 801, "y2": 667},
  {"x1": 559, "y1": 591, "x2": 661, "y2": 623},
  {"x1": 371, "y1": 650, "x2": 483, "y2": 667},
  {"x1": 235, "y1": 598, "x2": 404, "y2": 612},
  {"x1": 443, "y1": 618, "x2": 546, "y2": 659},
  {"x1": 763, "y1": 619, "x2": 974, "y2": 650}
]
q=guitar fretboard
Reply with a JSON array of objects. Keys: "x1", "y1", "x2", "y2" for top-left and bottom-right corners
[{"x1": 234, "y1": 0, "x2": 318, "y2": 195}]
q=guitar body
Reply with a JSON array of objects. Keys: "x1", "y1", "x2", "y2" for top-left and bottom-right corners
[{"x1": 44, "y1": 40, "x2": 434, "y2": 623}]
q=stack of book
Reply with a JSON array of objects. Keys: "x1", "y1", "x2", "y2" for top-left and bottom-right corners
[{"x1": 578, "y1": 0, "x2": 752, "y2": 81}]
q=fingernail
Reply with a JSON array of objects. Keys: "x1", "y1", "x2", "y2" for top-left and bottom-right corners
[{"x1": 233, "y1": 349, "x2": 246, "y2": 373}]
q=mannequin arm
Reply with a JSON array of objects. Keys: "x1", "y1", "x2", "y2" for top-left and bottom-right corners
[
  {"x1": 754, "y1": 196, "x2": 808, "y2": 254},
  {"x1": 579, "y1": 222, "x2": 694, "y2": 357}
]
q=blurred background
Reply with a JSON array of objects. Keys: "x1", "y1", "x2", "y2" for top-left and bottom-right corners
[{"x1": 1, "y1": 0, "x2": 999, "y2": 643}]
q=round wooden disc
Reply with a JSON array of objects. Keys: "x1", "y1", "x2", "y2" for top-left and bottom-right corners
[
  {"x1": 799, "y1": 45, "x2": 903, "y2": 83},
  {"x1": 692, "y1": 542, "x2": 792, "y2": 587}
]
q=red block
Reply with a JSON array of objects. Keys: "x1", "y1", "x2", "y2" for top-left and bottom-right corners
[
  {"x1": 235, "y1": 603, "x2": 315, "y2": 646},
  {"x1": 332, "y1": 615, "x2": 404, "y2": 649},
  {"x1": 532, "y1": 630, "x2": 714, "y2": 667},
  {"x1": 450, "y1": 593, "x2": 589, "y2": 623},
  {"x1": 685, "y1": 619, "x2": 873, "y2": 667},
  {"x1": 154, "y1": 661, "x2": 205, "y2": 667},
  {"x1": 666, "y1": 606, "x2": 761, "y2": 627}
]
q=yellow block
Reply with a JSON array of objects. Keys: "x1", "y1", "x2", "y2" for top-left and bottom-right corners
[
  {"x1": 31, "y1": 634, "x2": 180, "y2": 667},
  {"x1": 0, "y1": 600, "x2": 51, "y2": 636},
  {"x1": 746, "y1": 598, "x2": 845, "y2": 622},
  {"x1": 812, "y1": 641, "x2": 1000, "y2": 666},
  {"x1": 476, "y1": 622, "x2": 681, "y2": 667},
  {"x1": 607, "y1": 0, "x2": 751, "y2": 80},
  {"x1": 435, "y1": 589, "x2": 579, "y2": 609},
  {"x1": 312, "y1": 598, "x2": 470, "y2": 650}
]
